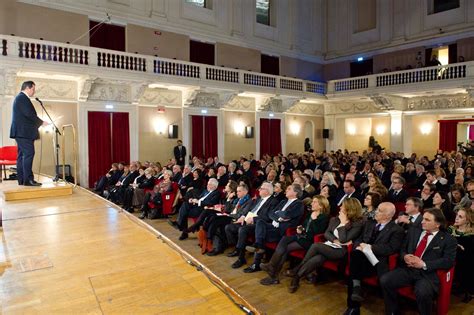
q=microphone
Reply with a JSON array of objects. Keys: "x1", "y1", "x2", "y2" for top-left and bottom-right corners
[{"x1": 35, "y1": 97, "x2": 43, "y2": 105}]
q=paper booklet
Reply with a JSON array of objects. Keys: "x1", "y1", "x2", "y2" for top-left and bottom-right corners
[
  {"x1": 324, "y1": 241, "x2": 342, "y2": 249},
  {"x1": 362, "y1": 245, "x2": 380, "y2": 266}
]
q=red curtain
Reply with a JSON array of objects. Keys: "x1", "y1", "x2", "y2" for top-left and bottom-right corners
[
  {"x1": 470, "y1": 125, "x2": 474, "y2": 141},
  {"x1": 260, "y1": 118, "x2": 281, "y2": 158},
  {"x1": 191, "y1": 115, "x2": 204, "y2": 159},
  {"x1": 204, "y1": 116, "x2": 217, "y2": 158},
  {"x1": 88, "y1": 112, "x2": 112, "y2": 188},
  {"x1": 111, "y1": 112, "x2": 130, "y2": 164},
  {"x1": 438, "y1": 120, "x2": 458, "y2": 152},
  {"x1": 191, "y1": 115, "x2": 218, "y2": 159}
]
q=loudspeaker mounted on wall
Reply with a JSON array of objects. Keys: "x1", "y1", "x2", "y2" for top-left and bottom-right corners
[
  {"x1": 245, "y1": 126, "x2": 254, "y2": 138},
  {"x1": 168, "y1": 124, "x2": 178, "y2": 138},
  {"x1": 322, "y1": 129, "x2": 330, "y2": 139}
]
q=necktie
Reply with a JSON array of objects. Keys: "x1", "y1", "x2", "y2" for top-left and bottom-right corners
[
  {"x1": 338, "y1": 194, "x2": 348, "y2": 206},
  {"x1": 251, "y1": 198, "x2": 264, "y2": 214},
  {"x1": 409, "y1": 215, "x2": 414, "y2": 223},
  {"x1": 414, "y1": 232, "x2": 432, "y2": 258}
]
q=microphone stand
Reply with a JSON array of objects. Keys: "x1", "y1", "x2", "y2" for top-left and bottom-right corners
[{"x1": 36, "y1": 98, "x2": 62, "y2": 182}]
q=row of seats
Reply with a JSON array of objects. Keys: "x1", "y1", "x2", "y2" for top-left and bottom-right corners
[{"x1": 259, "y1": 226, "x2": 454, "y2": 315}]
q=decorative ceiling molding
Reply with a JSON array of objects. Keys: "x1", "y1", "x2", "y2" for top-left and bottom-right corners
[{"x1": 131, "y1": 83, "x2": 149, "y2": 105}]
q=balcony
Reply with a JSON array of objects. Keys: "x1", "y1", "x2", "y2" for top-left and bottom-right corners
[
  {"x1": 326, "y1": 62, "x2": 474, "y2": 98},
  {"x1": 0, "y1": 35, "x2": 326, "y2": 98}
]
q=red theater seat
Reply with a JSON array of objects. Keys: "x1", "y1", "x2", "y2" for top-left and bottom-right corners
[
  {"x1": 397, "y1": 267, "x2": 455, "y2": 315},
  {"x1": 0, "y1": 146, "x2": 18, "y2": 179}
]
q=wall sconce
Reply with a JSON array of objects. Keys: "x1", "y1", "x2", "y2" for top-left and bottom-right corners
[
  {"x1": 420, "y1": 123, "x2": 433, "y2": 135},
  {"x1": 168, "y1": 124, "x2": 178, "y2": 138},
  {"x1": 233, "y1": 120, "x2": 245, "y2": 135},
  {"x1": 290, "y1": 121, "x2": 301, "y2": 135},
  {"x1": 245, "y1": 126, "x2": 254, "y2": 138},
  {"x1": 153, "y1": 117, "x2": 167, "y2": 135},
  {"x1": 376, "y1": 125, "x2": 386, "y2": 135},
  {"x1": 347, "y1": 124, "x2": 356, "y2": 135}
]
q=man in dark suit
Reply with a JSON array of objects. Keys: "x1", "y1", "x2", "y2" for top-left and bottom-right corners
[
  {"x1": 226, "y1": 181, "x2": 278, "y2": 269},
  {"x1": 387, "y1": 176, "x2": 409, "y2": 204},
  {"x1": 245, "y1": 183, "x2": 305, "y2": 273},
  {"x1": 9, "y1": 81, "x2": 49, "y2": 186},
  {"x1": 395, "y1": 197, "x2": 423, "y2": 232},
  {"x1": 344, "y1": 202, "x2": 404, "y2": 315},
  {"x1": 169, "y1": 178, "x2": 220, "y2": 240},
  {"x1": 380, "y1": 208, "x2": 457, "y2": 315},
  {"x1": 336, "y1": 180, "x2": 363, "y2": 206},
  {"x1": 173, "y1": 140, "x2": 186, "y2": 167}
]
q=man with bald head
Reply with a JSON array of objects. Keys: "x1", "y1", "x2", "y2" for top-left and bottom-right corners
[{"x1": 344, "y1": 202, "x2": 404, "y2": 315}]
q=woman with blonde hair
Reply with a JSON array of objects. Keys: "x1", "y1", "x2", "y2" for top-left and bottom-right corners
[
  {"x1": 287, "y1": 198, "x2": 364, "y2": 293},
  {"x1": 259, "y1": 195, "x2": 330, "y2": 286},
  {"x1": 448, "y1": 208, "x2": 473, "y2": 302}
]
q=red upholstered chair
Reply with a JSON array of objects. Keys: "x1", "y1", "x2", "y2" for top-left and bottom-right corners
[
  {"x1": 0, "y1": 146, "x2": 18, "y2": 179},
  {"x1": 397, "y1": 266, "x2": 455, "y2": 315},
  {"x1": 162, "y1": 182, "x2": 179, "y2": 216},
  {"x1": 357, "y1": 253, "x2": 399, "y2": 286},
  {"x1": 393, "y1": 202, "x2": 406, "y2": 219}
]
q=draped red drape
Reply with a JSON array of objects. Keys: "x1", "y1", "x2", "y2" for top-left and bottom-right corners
[
  {"x1": 191, "y1": 115, "x2": 204, "y2": 159},
  {"x1": 88, "y1": 111, "x2": 130, "y2": 188},
  {"x1": 204, "y1": 116, "x2": 218, "y2": 158},
  {"x1": 260, "y1": 118, "x2": 281, "y2": 158},
  {"x1": 438, "y1": 120, "x2": 459, "y2": 152},
  {"x1": 88, "y1": 111, "x2": 112, "y2": 188},
  {"x1": 111, "y1": 112, "x2": 130, "y2": 164},
  {"x1": 191, "y1": 115, "x2": 218, "y2": 159},
  {"x1": 438, "y1": 119, "x2": 474, "y2": 152},
  {"x1": 469, "y1": 125, "x2": 474, "y2": 141}
]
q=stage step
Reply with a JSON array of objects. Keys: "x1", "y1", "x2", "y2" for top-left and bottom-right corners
[{"x1": 1, "y1": 180, "x2": 73, "y2": 201}]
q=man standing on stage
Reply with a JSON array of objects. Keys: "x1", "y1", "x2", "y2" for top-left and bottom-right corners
[{"x1": 10, "y1": 81, "x2": 49, "y2": 186}]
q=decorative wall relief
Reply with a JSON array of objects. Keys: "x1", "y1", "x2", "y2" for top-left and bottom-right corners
[
  {"x1": 406, "y1": 94, "x2": 471, "y2": 111},
  {"x1": 287, "y1": 102, "x2": 324, "y2": 115},
  {"x1": 89, "y1": 83, "x2": 130, "y2": 102},
  {"x1": 325, "y1": 102, "x2": 383, "y2": 115},
  {"x1": 225, "y1": 96, "x2": 255, "y2": 111},
  {"x1": 140, "y1": 88, "x2": 181, "y2": 106},
  {"x1": 32, "y1": 80, "x2": 77, "y2": 100},
  {"x1": 0, "y1": 69, "x2": 18, "y2": 96}
]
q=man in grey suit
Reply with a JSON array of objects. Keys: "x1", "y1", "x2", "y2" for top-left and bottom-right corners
[{"x1": 9, "y1": 81, "x2": 49, "y2": 186}]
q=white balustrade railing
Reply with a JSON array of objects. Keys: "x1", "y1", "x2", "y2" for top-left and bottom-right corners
[
  {"x1": 328, "y1": 62, "x2": 473, "y2": 94},
  {"x1": 0, "y1": 34, "x2": 326, "y2": 96}
]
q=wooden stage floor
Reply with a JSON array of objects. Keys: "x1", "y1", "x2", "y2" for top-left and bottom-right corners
[
  {"x1": 1, "y1": 178, "x2": 473, "y2": 314},
  {"x1": 0, "y1": 179, "x2": 242, "y2": 314}
]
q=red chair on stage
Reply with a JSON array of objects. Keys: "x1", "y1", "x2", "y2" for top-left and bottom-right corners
[
  {"x1": 0, "y1": 146, "x2": 18, "y2": 179},
  {"x1": 397, "y1": 267, "x2": 455, "y2": 315}
]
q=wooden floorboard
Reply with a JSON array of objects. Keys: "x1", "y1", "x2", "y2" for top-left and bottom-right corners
[{"x1": 0, "y1": 182, "x2": 242, "y2": 314}]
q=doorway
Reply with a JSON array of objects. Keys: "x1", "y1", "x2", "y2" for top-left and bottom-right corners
[{"x1": 88, "y1": 111, "x2": 130, "y2": 188}]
